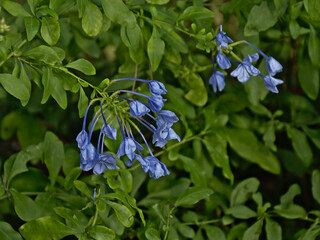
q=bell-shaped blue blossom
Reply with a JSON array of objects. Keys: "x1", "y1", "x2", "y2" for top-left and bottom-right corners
[
  {"x1": 231, "y1": 53, "x2": 260, "y2": 83},
  {"x1": 134, "y1": 154, "x2": 149, "y2": 172},
  {"x1": 101, "y1": 124, "x2": 117, "y2": 140},
  {"x1": 214, "y1": 25, "x2": 233, "y2": 49},
  {"x1": 93, "y1": 153, "x2": 119, "y2": 175},
  {"x1": 144, "y1": 156, "x2": 170, "y2": 179},
  {"x1": 152, "y1": 123, "x2": 180, "y2": 148},
  {"x1": 156, "y1": 110, "x2": 179, "y2": 128},
  {"x1": 130, "y1": 100, "x2": 150, "y2": 117},
  {"x1": 266, "y1": 57, "x2": 283, "y2": 76},
  {"x1": 209, "y1": 71, "x2": 225, "y2": 92},
  {"x1": 148, "y1": 80, "x2": 167, "y2": 96},
  {"x1": 260, "y1": 74, "x2": 283, "y2": 93},
  {"x1": 217, "y1": 47, "x2": 231, "y2": 70},
  {"x1": 116, "y1": 137, "x2": 136, "y2": 160},
  {"x1": 80, "y1": 143, "x2": 99, "y2": 171},
  {"x1": 148, "y1": 95, "x2": 165, "y2": 112},
  {"x1": 76, "y1": 104, "x2": 92, "y2": 149}
]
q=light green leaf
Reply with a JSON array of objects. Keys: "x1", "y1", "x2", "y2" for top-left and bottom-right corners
[
  {"x1": 41, "y1": 17, "x2": 60, "y2": 46},
  {"x1": 100, "y1": 0, "x2": 136, "y2": 24},
  {"x1": 146, "y1": 0, "x2": 169, "y2": 5},
  {"x1": 145, "y1": 227, "x2": 161, "y2": 240},
  {"x1": 230, "y1": 178, "x2": 260, "y2": 207},
  {"x1": 23, "y1": 45, "x2": 61, "y2": 65},
  {"x1": 0, "y1": 74, "x2": 29, "y2": 101},
  {"x1": 66, "y1": 58, "x2": 96, "y2": 75},
  {"x1": 2, "y1": 0, "x2": 31, "y2": 16},
  {"x1": 51, "y1": 73, "x2": 68, "y2": 109},
  {"x1": 0, "y1": 221, "x2": 23, "y2": 240},
  {"x1": 312, "y1": 170, "x2": 320, "y2": 204},
  {"x1": 64, "y1": 167, "x2": 82, "y2": 191},
  {"x1": 120, "y1": 170, "x2": 132, "y2": 193},
  {"x1": 274, "y1": 204, "x2": 306, "y2": 219},
  {"x1": 74, "y1": 180, "x2": 93, "y2": 199},
  {"x1": 244, "y1": 2, "x2": 278, "y2": 36},
  {"x1": 11, "y1": 189, "x2": 39, "y2": 221},
  {"x1": 77, "y1": 0, "x2": 88, "y2": 18},
  {"x1": 175, "y1": 186, "x2": 213, "y2": 207},
  {"x1": 227, "y1": 205, "x2": 257, "y2": 219},
  {"x1": 88, "y1": 225, "x2": 115, "y2": 240},
  {"x1": 148, "y1": 27, "x2": 165, "y2": 72},
  {"x1": 19, "y1": 216, "x2": 75, "y2": 240},
  {"x1": 43, "y1": 132, "x2": 64, "y2": 186},
  {"x1": 244, "y1": 75, "x2": 269, "y2": 106},
  {"x1": 24, "y1": 17, "x2": 40, "y2": 41},
  {"x1": 184, "y1": 73, "x2": 208, "y2": 107},
  {"x1": 265, "y1": 218, "x2": 282, "y2": 240},
  {"x1": 106, "y1": 201, "x2": 134, "y2": 227},
  {"x1": 242, "y1": 219, "x2": 263, "y2": 240},
  {"x1": 82, "y1": 2, "x2": 103, "y2": 37},
  {"x1": 78, "y1": 87, "x2": 89, "y2": 118},
  {"x1": 203, "y1": 226, "x2": 226, "y2": 240},
  {"x1": 178, "y1": 6, "x2": 214, "y2": 21},
  {"x1": 306, "y1": 0, "x2": 320, "y2": 21},
  {"x1": 287, "y1": 127, "x2": 313, "y2": 167}
]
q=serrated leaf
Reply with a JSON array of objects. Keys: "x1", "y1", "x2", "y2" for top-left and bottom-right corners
[
  {"x1": 175, "y1": 186, "x2": 213, "y2": 207},
  {"x1": 66, "y1": 58, "x2": 96, "y2": 75}
]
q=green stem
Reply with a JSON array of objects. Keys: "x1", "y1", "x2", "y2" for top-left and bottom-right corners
[
  {"x1": 229, "y1": 51, "x2": 243, "y2": 62},
  {"x1": 182, "y1": 218, "x2": 221, "y2": 226},
  {"x1": 0, "y1": 39, "x2": 27, "y2": 67},
  {"x1": 229, "y1": 40, "x2": 246, "y2": 48},
  {"x1": 92, "y1": 206, "x2": 99, "y2": 226},
  {"x1": 163, "y1": 207, "x2": 175, "y2": 240}
]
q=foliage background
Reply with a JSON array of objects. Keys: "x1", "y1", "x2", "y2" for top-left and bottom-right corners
[{"x1": 0, "y1": 0, "x2": 320, "y2": 239}]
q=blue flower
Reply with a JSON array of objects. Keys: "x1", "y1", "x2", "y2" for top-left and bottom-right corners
[
  {"x1": 231, "y1": 53, "x2": 260, "y2": 83},
  {"x1": 144, "y1": 156, "x2": 170, "y2": 179},
  {"x1": 152, "y1": 123, "x2": 180, "y2": 148},
  {"x1": 116, "y1": 137, "x2": 136, "y2": 160},
  {"x1": 101, "y1": 124, "x2": 117, "y2": 140},
  {"x1": 215, "y1": 25, "x2": 233, "y2": 49},
  {"x1": 80, "y1": 143, "x2": 99, "y2": 171},
  {"x1": 76, "y1": 130, "x2": 89, "y2": 150},
  {"x1": 217, "y1": 47, "x2": 231, "y2": 70},
  {"x1": 129, "y1": 100, "x2": 150, "y2": 117},
  {"x1": 266, "y1": 57, "x2": 283, "y2": 76},
  {"x1": 148, "y1": 80, "x2": 167, "y2": 96},
  {"x1": 209, "y1": 71, "x2": 225, "y2": 92},
  {"x1": 93, "y1": 153, "x2": 119, "y2": 175},
  {"x1": 156, "y1": 110, "x2": 179, "y2": 128},
  {"x1": 260, "y1": 74, "x2": 283, "y2": 93},
  {"x1": 148, "y1": 95, "x2": 165, "y2": 113}
]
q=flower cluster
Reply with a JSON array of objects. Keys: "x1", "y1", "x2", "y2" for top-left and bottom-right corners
[
  {"x1": 210, "y1": 25, "x2": 283, "y2": 93},
  {"x1": 76, "y1": 79, "x2": 180, "y2": 179}
]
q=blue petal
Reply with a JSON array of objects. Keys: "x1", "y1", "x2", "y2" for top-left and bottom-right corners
[
  {"x1": 76, "y1": 130, "x2": 89, "y2": 149},
  {"x1": 129, "y1": 100, "x2": 150, "y2": 117},
  {"x1": 166, "y1": 128, "x2": 181, "y2": 142},
  {"x1": 231, "y1": 64, "x2": 250, "y2": 83},
  {"x1": 156, "y1": 110, "x2": 179, "y2": 127},
  {"x1": 93, "y1": 161, "x2": 106, "y2": 175},
  {"x1": 148, "y1": 80, "x2": 167, "y2": 95},
  {"x1": 266, "y1": 57, "x2": 283, "y2": 76},
  {"x1": 99, "y1": 153, "x2": 119, "y2": 170},
  {"x1": 102, "y1": 124, "x2": 117, "y2": 140},
  {"x1": 148, "y1": 95, "x2": 165, "y2": 112},
  {"x1": 217, "y1": 47, "x2": 231, "y2": 70},
  {"x1": 209, "y1": 71, "x2": 225, "y2": 92},
  {"x1": 262, "y1": 75, "x2": 283, "y2": 93},
  {"x1": 245, "y1": 65, "x2": 260, "y2": 76}
]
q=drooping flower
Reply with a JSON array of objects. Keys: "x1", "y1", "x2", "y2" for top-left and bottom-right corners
[
  {"x1": 93, "y1": 153, "x2": 119, "y2": 175},
  {"x1": 260, "y1": 74, "x2": 283, "y2": 93},
  {"x1": 156, "y1": 110, "x2": 179, "y2": 128},
  {"x1": 145, "y1": 156, "x2": 170, "y2": 179},
  {"x1": 214, "y1": 25, "x2": 233, "y2": 49},
  {"x1": 129, "y1": 100, "x2": 150, "y2": 117},
  {"x1": 148, "y1": 80, "x2": 167, "y2": 95},
  {"x1": 217, "y1": 47, "x2": 231, "y2": 70},
  {"x1": 209, "y1": 71, "x2": 225, "y2": 92},
  {"x1": 100, "y1": 103, "x2": 117, "y2": 140},
  {"x1": 80, "y1": 143, "x2": 99, "y2": 171},
  {"x1": 231, "y1": 53, "x2": 260, "y2": 83},
  {"x1": 266, "y1": 57, "x2": 283, "y2": 76},
  {"x1": 148, "y1": 95, "x2": 166, "y2": 113},
  {"x1": 152, "y1": 123, "x2": 180, "y2": 148}
]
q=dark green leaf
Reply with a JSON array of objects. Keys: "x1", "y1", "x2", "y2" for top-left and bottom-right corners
[
  {"x1": 74, "y1": 180, "x2": 93, "y2": 199},
  {"x1": 50, "y1": 73, "x2": 68, "y2": 109},
  {"x1": 41, "y1": 68, "x2": 52, "y2": 104},
  {"x1": 0, "y1": 221, "x2": 23, "y2": 240},
  {"x1": 177, "y1": 223, "x2": 195, "y2": 238},
  {"x1": 303, "y1": 126, "x2": 320, "y2": 149},
  {"x1": 100, "y1": 0, "x2": 136, "y2": 24},
  {"x1": 66, "y1": 58, "x2": 96, "y2": 75},
  {"x1": 312, "y1": 170, "x2": 320, "y2": 204},
  {"x1": 161, "y1": 28, "x2": 188, "y2": 54},
  {"x1": 106, "y1": 201, "x2": 134, "y2": 227},
  {"x1": 78, "y1": 87, "x2": 89, "y2": 118},
  {"x1": 88, "y1": 225, "x2": 115, "y2": 240},
  {"x1": 2, "y1": 0, "x2": 31, "y2": 16},
  {"x1": 148, "y1": 27, "x2": 165, "y2": 72},
  {"x1": 227, "y1": 205, "x2": 257, "y2": 219},
  {"x1": 23, "y1": 45, "x2": 61, "y2": 65},
  {"x1": 120, "y1": 170, "x2": 132, "y2": 193},
  {"x1": 265, "y1": 218, "x2": 282, "y2": 240},
  {"x1": 308, "y1": 25, "x2": 320, "y2": 66},
  {"x1": 230, "y1": 178, "x2": 260, "y2": 207},
  {"x1": 274, "y1": 204, "x2": 306, "y2": 219},
  {"x1": 179, "y1": 154, "x2": 206, "y2": 187},
  {"x1": 298, "y1": 57, "x2": 319, "y2": 100},
  {"x1": 82, "y1": 2, "x2": 103, "y2": 37},
  {"x1": 0, "y1": 74, "x2": 29, "y2": 101},
  {"x1": 24, "y1": 17, "x2": 40, "y2": 41},
  {"x1": 64, "y1": 167, "x2": 82, "y2": 191},
  {"x1": 178, "y1": 6, "x2": 214, "y2": 21},
  {"x1": 203, "y1": 226, "x2": 226, "y2": 240},
  {"x1": 175, "y1": 186, "x2": 213, "y2": 207},
  {"x1": 242, "y1": 219, "x2": 263, "y2": 240},
  {"x1": 145, "y1": 227, "x2": 161, "y2": 240},
  {"x1": 10, "y1": 189, "x2": 39, "y2": 221},
  {"x1": 41, "y1": 17, "x2": 60, "y2": 46},
  {"x1": 43, "y1": 132, "x2": 64, "y2": 186}
]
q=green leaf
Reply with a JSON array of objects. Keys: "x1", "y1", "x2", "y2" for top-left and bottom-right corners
[
  {"x1": 227, "y1": 205, "x2": 257, "y2": 219},
  {"x1": 244, "y1": 75, "x2": 269, "y2": 106},
  {"x1": 66, "y1": 58, "x2": 96, "y2": 75},
  {"x1": 289, "y1": 21, "x2": 300, "y2": 39},
  {"x1": 120, "y1": 170, "x2": 132, "y2": 193},
  {"x1": 64, "y1": 167, "x2": 82, "y2": 190},
  {"x1": 274, "y1": 204, "x2": 306, "y2": 219},
  {"x1": 100, "y1": 0, "x2": 136, "y2": 24},
  {"x1": 302, "y1": 126, "x2": 320, "y2": 149},
  {"x1": 23, "y1": 45, "x2": 61, "y2": 65},
  {"x1": 82, "y1": 2, "x2": 103, "y2": 37},
  {"x1": 161, "y1": 28, "x2": 188, "y2": 54},
  {"x1": 120, "y1": 22, "x2": 144, "y2": 64},
  {"x1": 74, "y1": 180, "x2": 93, "y2": 199},
  {"x1": 298, "y1": 56, "x2": 319, "y2": 100},
  {"x1": 19, "y1": 64, "x2": 31, "y2": 106},
  {"x1": 265, "y1": 218, "x2": 282, "y2": 240},
  {"x1": 178, "y1": 6, "x2": 214, "y2": 21},
  {"x1": 175, "y1": 186, "x2": 213, "y2": 207},
  {"x1": 203, "y1": 226, "x2": 226, "y2": 240},
  {"x1": 19, "y1": 216, "x2": 75, "y2": 240},
  {"x1": 203, "y1": 134, "x2": 233, "y2": 184},
  {"x1": 78, "y1": 87, "x2": 89, "y2": 118},
  {"x1": 0, "y1": 221, "x2": 23, "y2": 240},
  {"x1": 306, "y1": 0, "x2": 320, "y2": 21},
  {"x1": 242, "y1": 219, "x2": 263, "y2": 240},
  {"x1": 2, "y1": 0, "x2": 31, "y2": 16},
  {"x1": 10, "y1": 189, "x2": 39, "y2": 221},
  {"x1": 148, "y1": 27, "x2": 165, "y2": 72},
  {"x1": 183, "y1": 73, "x2": 208, "y2": 107},
  {"x1": 24, "y1": 17, "x2": 40, "y2": 41},
  {"x1": 178, "y1": 154, "x2": 206, "y2": 187},
  {"x1": 41, "y1": 17, "x2": 60, "y2": 46},
  {"x1": 226, "y1": 128, "x2": 281, "y2": 174},
  {"x1": 287, "y1": 127, "x2": 313, "y2": 167},
  {"x1": 77, "y1": 0, "x2": 88, "y2": 18},
  {"x1": 146, "y1": 0, "x2": 169, "y2": 4},
  {"x1": 230, "y1": 178, "x2": 260, "y2": 207},
  {"x1": 106, "y1": 201, "x2": 134, "y2": 227},
  {"x1": 312, "y1": 170, "x2": 320, "y2": 204},
  {"x1": 74, "y1": 31, "x2": 100, "y2": 58},
  {"x1": 308, "y1": 25, "x2": 320, "y2": 66},
  {"x1": 43, "y1": 132, "x2": 64, "y2": 186},
  {"x1": 41, "y1": 68, "x2": 52, "y2": 104},
  {"x1": 177, "y1": 223, "x2": 195, "y2": 238},
  {"x1": 88, "y1": 225, "x2": 115, "y2": 240},
  {"x1": 244, "y1": 2, "x2": 278, "y2": 36},
  {"x1": 145, "y1": 227, "x2": 161, "y2": 240},
  {"x1": 124, "y1": 194, "x2": 146, "y2": 226},
  {"x1": 0, "y1": 74, "x2": 29, "y2": 101},
  {"x1": 280, "y1": 184, "x2": 301, "y2": 206},
  {"x1": 50, "y1": 73, "x2": 68, "y2": 109}
]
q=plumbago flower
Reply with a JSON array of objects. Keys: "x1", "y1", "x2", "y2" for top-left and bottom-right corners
[
  {"x1": 210, "y1": 25, "x2": 284, "y2": 93},
  {"x1": 76, "y1": 78, "x2": 180, "y2": 179}
]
